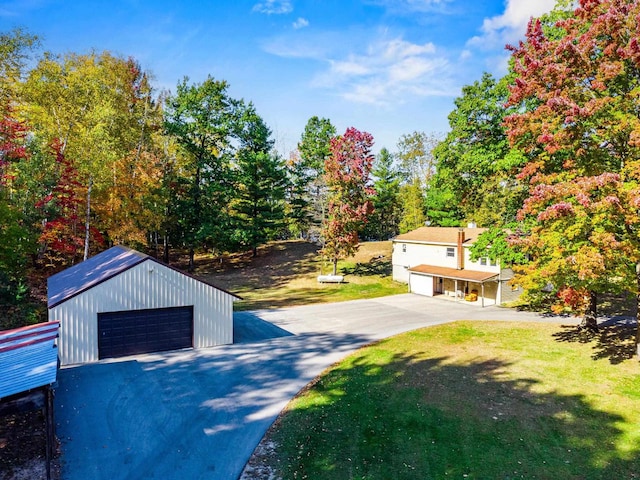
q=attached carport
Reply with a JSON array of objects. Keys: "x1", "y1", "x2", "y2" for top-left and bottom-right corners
[{"x1": 408, "y1": 264, "x2": 499, "y2": 307}]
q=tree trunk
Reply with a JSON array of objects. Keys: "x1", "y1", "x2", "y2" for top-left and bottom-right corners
[
  {"x1": 581, "y1": 290, "x2": 599, "y2": 332},
  {"x1": 188, "y1": 247, "x2": 195, "y2": 272},
  {"x1": 152, "y1": 231, "x2": 158, "y2": 259},
  {"x1": 163, "y1": 235, "x2": 169, "y2": 264},
  {"x1": 252, "y1": 245, "x2": 258, "y2": 258},
  {"x1": 83, "y1": 177, "x2": 93, "y2": 261},
  {"x1": 332, "y1": 258, "x2": 338, "y2": 276}
]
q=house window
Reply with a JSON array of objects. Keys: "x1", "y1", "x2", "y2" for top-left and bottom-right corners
[
  {"x1": 446, "y1": 247, "x2": 455, "y2": 257},
  {"x1": 490, "y1": 259, "x2": 498, "y2": 266},
  {"x1": 402, "y1": 244, "x2": 406, "y2": 253},
  {"x1": 480, "y1": 257, "x2": 487, "y2": 266}
]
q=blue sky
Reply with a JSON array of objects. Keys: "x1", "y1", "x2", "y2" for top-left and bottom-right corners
[{"x1": 1, "y1": 0, "x2": 557, "y2": 154}]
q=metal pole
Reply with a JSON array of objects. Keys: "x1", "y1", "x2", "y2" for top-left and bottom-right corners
[{"x1": 45, "y1": 387, "x2": 54, "y2": 480}]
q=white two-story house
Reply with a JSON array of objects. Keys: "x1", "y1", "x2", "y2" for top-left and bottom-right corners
[{"x1": 392, "y1": 226, "x2": 521, "y2": 307}]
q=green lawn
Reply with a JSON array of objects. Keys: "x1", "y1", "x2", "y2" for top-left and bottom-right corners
[{"x1": 264, "y1": 321, "x2": 639, "y2": 479}]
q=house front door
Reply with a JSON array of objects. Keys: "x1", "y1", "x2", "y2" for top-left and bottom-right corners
[{"x1": 434, "y1": 277, "x2": 444, "y2": 294}]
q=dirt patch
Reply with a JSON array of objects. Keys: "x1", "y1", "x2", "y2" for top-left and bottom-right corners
[
  {"x1": 0, "y1": 410, "x2": 59, "y2": 480},
  {"x1": 239, "y1": 440, "x2": 282, "y2": 480},
  {"x1": 195, "y1": 240, "x2": 321, "y2": 292},
  {"x1": 191, "y1": 240, "x2": 395, "y2": 301}
]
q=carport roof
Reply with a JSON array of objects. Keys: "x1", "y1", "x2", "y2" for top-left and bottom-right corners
[
  {"x1": 47, "y1": 246, "x2": 240, "y2": 308},
  {"x1": 409, "y1": 265, "x2": 498, "y2": 283},
  {"x1": 0, "y1": 321, "x2": 59, "y2": 399}
]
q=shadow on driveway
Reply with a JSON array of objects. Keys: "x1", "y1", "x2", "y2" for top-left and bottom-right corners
[
  {"x1": 56, "y1": 320, "x2": 373, "y2": 480},
  {"x1": 55, "y1": 294, "x2": 578, "y2": 480},
  {"x1": 233, "y1": 311, "x2": 293, "y2": 343}
]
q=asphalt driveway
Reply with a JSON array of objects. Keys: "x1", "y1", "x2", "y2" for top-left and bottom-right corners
[{"x1": 55, "y1": 294, "x2": 574, "y2": 479}]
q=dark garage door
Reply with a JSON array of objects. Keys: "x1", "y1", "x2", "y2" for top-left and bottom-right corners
[{"x1": 98, "y1": 306, "x2": 193, "y2": 359}]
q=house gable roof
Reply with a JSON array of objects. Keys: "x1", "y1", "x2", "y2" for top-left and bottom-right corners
[
  {"x1": 47, "y1": 246, "x2": 239, "y2": 309},
  {"x1": 394, "y1": 227, "x2": 487, "y2": 245}
]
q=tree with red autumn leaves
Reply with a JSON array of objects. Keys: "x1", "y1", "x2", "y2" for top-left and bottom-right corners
[
  {"x1": 36, "y1": 140, "x2": 104, "y2": 271},
  {"x1": 505, "y1": 0, "x2": 640, "y2": 354},
  {"x1": 0, "y1": 106, "x2": 34, "y2": 286},
  {"x1": 321, "y1": 127, "x2": 375, "y2": 276}
]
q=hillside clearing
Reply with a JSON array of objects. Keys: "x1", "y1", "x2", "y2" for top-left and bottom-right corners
[{"x1": 194, "y1": 240, "x2": 406, "y2": 310}]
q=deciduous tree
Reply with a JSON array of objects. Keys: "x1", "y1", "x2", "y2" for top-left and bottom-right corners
[
  {"x1": 37, "y1": 141, "x2": 104, "y2": 270},
  {"x1": 0, "y1": 106, "x2": 33, "y2": 283},
  {"x1": 0, "y1": 28, "x2": 39, "y2": 107},
  {"x1": 321, "y1": 127, "x2": 375, "y2": 275},
  {"x1": 0, "y1": 100, "x2": 39, "y2": 327},
  {"x1": 505, "y1": 0, "x2": 640, "y2": 349},
  {"x1": 396, "y1": 131, "x2": 438, "y2": 188},
  {"x1": 22, "y1": 51, "x2": 159, "y2": 259},
  {"x1": 431, "y1": 73, "x2": 526, "y2": 226},
  {"x1": 398, "y1": 179, "x2": 426, "y2": 233}
]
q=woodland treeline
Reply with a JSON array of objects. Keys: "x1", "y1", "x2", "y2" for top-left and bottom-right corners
[
  {"x1": 3, "y1": 0, "x2": 640, "y2": 356},
  {"x1": 0, "y1": 28, "x2": 434, "y2": 327}
]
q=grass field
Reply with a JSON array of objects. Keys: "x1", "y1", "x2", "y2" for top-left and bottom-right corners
[
  {"x1": 256, "y1": 321, "x2": 639, "y2": 480},
  {"x1": 195, "y1": 240, "x2": 407, "y2": 310}
]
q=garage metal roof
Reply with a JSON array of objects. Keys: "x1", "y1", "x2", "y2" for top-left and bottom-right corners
[
  {"x1": 47, "y1": 245, "x2": 241, "y2": 309},
  {"x1": 47, "y1": 246, "x2": 148, "y2": 308},
  {"x1": 0, "y1": 321, "x2": 59, "y2": 399},
  {"x1": 409, "y1": 264, "x2": 498, "y2": 282}
]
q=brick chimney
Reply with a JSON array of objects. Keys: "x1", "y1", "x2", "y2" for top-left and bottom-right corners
[{"x1": 457, "y1": 228, "x2": 464, "y2": 270}]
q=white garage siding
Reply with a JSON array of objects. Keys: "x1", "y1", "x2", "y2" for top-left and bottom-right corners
[
  {"x1": 410, "y1": 273, "x2": 434, "y2": 296},
  {"x1": 50, "y1": 261, "x2": 234, "y2": 365},
  {"x1": 392, "y1": 264, "x2": 411, "y2": 283}
]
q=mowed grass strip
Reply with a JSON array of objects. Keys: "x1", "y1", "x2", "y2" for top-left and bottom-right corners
[{"x1": 266, "y1": 321, "x2": 640, "y2": 480}]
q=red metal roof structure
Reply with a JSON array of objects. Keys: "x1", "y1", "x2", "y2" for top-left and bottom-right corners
[
  {"x1": 0, "y1": 321, "x2": 60, "y2": 480},
  {"x1": 0, "y1": 321, "x2": 60, "y2": 399}
]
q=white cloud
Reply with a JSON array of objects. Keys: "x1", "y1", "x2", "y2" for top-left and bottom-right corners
[
  {"x1": 252, "y1": 0, "x2": 293, "y2": 15},
  {"x1": 468, "y1": 0, "x2": 557, "y2": 49},
  {"x1": 292, "y1": 17, "x2": 309, "y2": 29},
  {"x1": 459, "y1": 49, "x2": 472, "y2": 61},
  {"x1": 332, "y1": 60, "x2": 371, "y2": 76},
  {"x1": 313, "y1": 37, "x2": 454, "y2": 105},
  {"x1": 380, "y1": 38, "x2": 435, "y2": 58},
  {"x1": 261, "y1": 32, "x2": 334, "y2": 59}
]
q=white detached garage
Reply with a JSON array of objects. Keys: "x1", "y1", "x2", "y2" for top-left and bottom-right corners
[{"x1": 48, "y1": 246, "x2": 239, "y2": 365}]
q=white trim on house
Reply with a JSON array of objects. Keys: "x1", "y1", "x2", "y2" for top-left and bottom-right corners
[{"x1": 392, "y1": 227, "x2": 516, "y2": 307}]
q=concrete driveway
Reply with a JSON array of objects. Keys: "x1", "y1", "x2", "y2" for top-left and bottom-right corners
[{"x1": 55, "y1": 294, "x2": 573, "y2": 480}]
